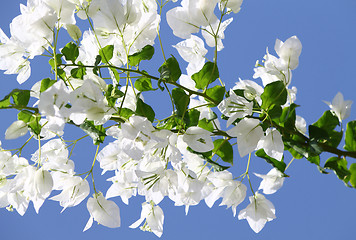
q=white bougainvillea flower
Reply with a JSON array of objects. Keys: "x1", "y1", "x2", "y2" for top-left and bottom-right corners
[
  {"x1": 130, "y1": 202, "x2": 164, "y2": 238},
  {"x1": 202, "y1": 16, "x2": 233, "y2": 51},
  {"x1": 295, "y1": 115, "x2": 307, "y2": 134},
  {"x1": 227, "y1": 118, "x2": 264, "y2": 157},
  {"x1": 218, "y1": 90, "x2": 253, "y2": 127},
  {"x1": 274, "y1": 36, "x2": 302, "y2": 70},
  {"x1": 254, "y1": 168, "x2": 285, "y2": 194},
  {"x1": 34, "y1": 168, "x2": 54, "y2": 198},
  {"x1": 238, "y1": 193, "x2": 276, "y2": 233},
  {"x1": 257, "y1": 128, "x2": 284, "y2": 161},
  {"x1": 233, "y1": 79, "x2": 264, "y2": 105},
  {"x1": 166, "y1": 6, "x2": 200, "y2": 39},
  {"x1": 84, "y1": 192, "x2": 121, "y2": 231},
  {"x1": 51, "y1": 175, "x2": 89, "y2": 211},
  {"x1": 220, "y1": 0, "x2": 243, "y2": 13},
  {"x1": 38, "y1": 81, "x2": 71, "y2": 118},
  {"x1": 324, "y1": 92, "x2": 353, "y2": 121},
  {"x1": 206, "y1": 171, "x2": 247, "y2": 216},
  {"x1": 5, "y1": 120, "x2": 28, "y2": 140},
  {"x1": 173, "y1": 35, "x2": 207, "y2": 67},
  {"x1": 182, "y1": 127, "x2": 214, "y2": 152}
]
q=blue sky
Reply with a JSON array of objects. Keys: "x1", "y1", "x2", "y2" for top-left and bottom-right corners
[{"x1": 0, "y1": 1, "x2": 355, "y2": 239}]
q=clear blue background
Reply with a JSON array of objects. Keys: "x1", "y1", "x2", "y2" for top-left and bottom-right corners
[{"x1": 0, "y1": 1, "x2": 355, "y2": 239}]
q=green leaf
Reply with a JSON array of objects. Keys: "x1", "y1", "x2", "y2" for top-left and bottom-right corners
[
  {"x1": 206, "y1": 85, "x2": 225, "y2": 105},
  {"x1": 17, "y1": 110, "x2": 33, "y2": 123},
  {"x1": 128, "y1": 45, "x2": 154, "y2": 66},
  {"x1": 157, "y1": 116, "x2": 179, "y2": 130},
  {"x1": 172, "y1": 88, "x2": 190, "y2": 117},
  {"x1": 136, "y1": 98, "x2": 155, "y2": 122},
  {"x1": 261, "y1": 81, "x2": 287, "y2": 110},
  {"x1": 198, "y1": 118, "x2": 214, "y2": 132},
  {"x1": 79, "y1": 120, "x2": 106, "y2": 145},
  {"x1": 0, "y1": 89, "x2": 30, "y2": 108},
  {"x1": 255, "y1": 149, "x2": 286, "y2": 173},
  {"x1": 283, "y1": 135, "x2": 308, "y2": 159},
  {"x1": 344, "y1": 121, "x2": 356, "y2": 151},
  {"x1": 313, "y1": 110, "x2": 339, "y2": 131},
  {"x1": 99, "y1": 45, "x2": 114, "y2": 64},
  {"x1": 279, "y1": 103, "x2": 298, "y2": 129},
  {"x1": 213, "y1": 139, "x2": 233, "y2": 165},
  {"x1": 70, "y1": 61, "x2": 86, "y2": 79},
  {"x1": 48, "y1": 54, "x2": 63, "y2": 69},
  {"x1": 12, "y1": 90, "x2": 30, "y2": 106},
  {"x1": 268, "y1": 105, "x2": 282, "y2": 120},
  {"x1": 61, "y1": 42, "x2": 79, "y2": 62},
  {"x1": 206, "y1": 158, "x2": 230, "y2": 171},
  {"x1": 18, "y1": 110, "x2": 41, "y2": 136},
  {"x1": 349, "y1": 163, "x2": 356, "y2": 188},
  {"x1": 325, "y1": 157, "x2": 351, "y2": 181},
  {"x1": 186, "y1": 109, "x2": 200, "y2": 128},
  {"x1": 40, "y1": 78, "x2": 57, "y2": 93},
  {"x1": 311, "y1": 110, "x2": 343, "y2": 147},
  {"x1": 105, "y1": 84, "x2": 124, "y2": 107},
  {"x1": 117, "y1": 108, "x2": 135, "y2": 120},
  {"x1": 134, "y1": 77, "x2": 156, "y2": 92},
  {"x1": 158, "y1": 56, "x2": 181, "y2": 83},
  {"x1": 0, "y1": 95, "x2": 11, "y2": 108},
  {"x1": 191, "y1": 62, "x2": 219, "y2": 90}
]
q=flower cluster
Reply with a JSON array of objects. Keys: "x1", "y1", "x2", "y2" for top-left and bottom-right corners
[{"x1": 0, "y1": 0, "x2": 354, "y2": 238}]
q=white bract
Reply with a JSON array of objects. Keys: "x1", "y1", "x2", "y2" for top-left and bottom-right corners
[
  {"x1": 255, "y1": 168, "x2": 285, "y2": 194},
  {"x1": 227, "y1": 118, "x2": 264, "y2": 157},
  {"x1": 324, "y1": 92, "x2": 353, "y2": 121},
  {"x1": 182, "y1": 127, "x2": 214, "y2": 152},
  {"x1": 5, "y1": 120, "x2": 28, "y2": 140},
  {"x1": 84, "y1": 192, "x2": 121, "y2": 231},
  {"x1": 238, "y1": 193, "x2": 276, "y2": 233},
  {"x1": 130, "y1": 202, "x2": 164, "y2": 237}
]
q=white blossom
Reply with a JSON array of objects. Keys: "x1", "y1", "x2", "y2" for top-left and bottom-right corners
[
  {"x1": 130, "y1": 202, "x2": 164, "y2": 237},
  {"x1": 84, "y1": 192, "x2": 121, "y2": 231},
  {"x1": 254, "y1": 168, "x2": 285, "y2": 194},
  {"x1": 324, "y1": 92, "x2": 352, "y2": 121},
  {"x1": 238, "y1": 193, "x2": 276, "y2": 233}
]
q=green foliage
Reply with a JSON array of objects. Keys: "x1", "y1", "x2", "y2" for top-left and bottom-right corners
[
  {"x1": 198, "y1": 118, "x2": 215, "y2": 132},
  {"x1": 172, "y1": 88, "x2": 190, "y2": 117},
  {"x1": 0, "y1": 89, "x2": 31, "y2": 108},
  {"x1": 117, "y1": 108, "x2": 135, "y2": 120},
  {"x1": 186, "y1": 109, "x2": 200, "y2": 128},
  {"x1": 344, "y1": 121, "x2": 356, "y2": 151},
  {"x1": 40, "y1": 78, "x2": 57, "y2": 93},
  {"x1": 158, "y1": 56, "x2": 181, "y2": 84},
  {"x1": 61, "y1": 42, "x2": 79, "y2": 62},
  {"x1": 105, "y1": 84, "x2": 124, "y2": 107},
  {"x1": 99, "y1": 45, "x2": 114, "y2": 64},
  {"x1": 79, "y1": 120, "x2": 106, "y2": 145},
  {"x1": 255, "y1": 149, "x2": 286, "y2": 173},
  {"x1": 206, "y1": 85, "x2": 225, "y2": 105},
  {"x1": 70, "y1": 61, "x2": 86, "y2": 79},
  {"x1": 213, "y1": 139, "x2": 234, "y2": 165},
  {"x1": 128, "y1": 45, "x2": 154, "y2": 66},
  {"x1": 191, "y1": 62, "x2": 219, "y2": 90},
  {"x1": 136, "y1": 98, "x2": 155, "y2": 122},
  {"x1": 134, "y1": 77, "x2": 156, "y2": 92},
  {"x1": 49, "y1": 54, "x2": 63, "y2": 68},
  {"x1": 279, "y1": 103, "x2": 298, "y2": 129},
  {"x1": 17, "y1": 110, "x2": 41, "y2": 136},
  {"x1": 324, "y1": 157, "x2": 350, "y2": 183},
  {"x1": 310, "y1": 110, "x2": 343, "y2": 148},
  {"x1": 349, "y1": 163, "x2": 356, "y2": 188},
  {"x1": 261, "y1": 81, "x2": 287, "y2": 110}
]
